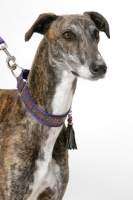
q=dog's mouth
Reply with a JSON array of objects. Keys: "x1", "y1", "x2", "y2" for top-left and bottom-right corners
[
  {"x1": 90, "y1": 73, "x2": 106, "y2": 81},
  {"x1": 71, "y1": 71, "x2": 79, "y2": 77},
  {"x1": 71, "y1": 70, "x2": 106, "y2": 80}
]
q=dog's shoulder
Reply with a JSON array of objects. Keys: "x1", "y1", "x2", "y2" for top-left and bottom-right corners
[{"x1": 0, "y1": 89, "x2": 17, "y2": 123}]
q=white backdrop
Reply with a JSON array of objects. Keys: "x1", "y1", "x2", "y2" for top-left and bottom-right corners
[{"x1": 0, "y1": 1, "x2": 133, "y2": 200}]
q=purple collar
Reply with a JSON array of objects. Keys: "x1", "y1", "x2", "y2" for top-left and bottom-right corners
[{"x1": 17, "y1": 70, "x2": 69, "y2": 127}]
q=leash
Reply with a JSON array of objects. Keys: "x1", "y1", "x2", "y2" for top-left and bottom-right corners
[
  {"x1": 0, "y1": 37, "x2": 24, "y2": 77},
  {"x1": 0, "y1": 36, "x2": 77, "y2": 149}
]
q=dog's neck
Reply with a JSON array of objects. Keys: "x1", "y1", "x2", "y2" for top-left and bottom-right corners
[
  {"x1": 24, "y1": 38, "x2": 77, "y2": 198},
  {"x1": 27, "y1": 38, "x2": 77, "y2": 116}
]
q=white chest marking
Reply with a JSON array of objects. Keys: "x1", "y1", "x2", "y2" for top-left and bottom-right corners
[
  {"x1": 52, "y1": 71, "x2": 75, "y2": 115},
  {"x1": 28, "y1": 71, "x2": 75, "y2": 200},
  {"x1": 27, "y1": 127, "x2": 62, "y2": 200}
]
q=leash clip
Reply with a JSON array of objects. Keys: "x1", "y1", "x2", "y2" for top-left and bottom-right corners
[
  {"x1": 0, "y1": 37, "x2": 24, "y2": 78},
  {"x1": 0, "y1": 40, "x2": 8, "y2": 51}
]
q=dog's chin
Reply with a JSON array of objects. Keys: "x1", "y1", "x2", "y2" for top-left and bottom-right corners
[{"x1": 89, "y1": 74, "x2": 106, "y2": 81}]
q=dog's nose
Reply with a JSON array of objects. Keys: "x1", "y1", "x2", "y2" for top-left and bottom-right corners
[{"x1": 90, "y1": 62, "x2": 107, "y2": 76}]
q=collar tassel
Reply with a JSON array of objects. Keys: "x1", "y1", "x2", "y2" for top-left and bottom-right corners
[{"x1": 66, "y1": 114, "x2": 77, "y2": 150}]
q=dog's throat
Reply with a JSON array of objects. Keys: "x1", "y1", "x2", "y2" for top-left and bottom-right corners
[{"x1": 51, "y1": 71, "x2": 76, "y2": 115}]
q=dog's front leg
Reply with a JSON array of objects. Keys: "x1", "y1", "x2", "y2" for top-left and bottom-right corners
[{"x1": 0, "y1": 124, "x2": 37, "y2": 200}]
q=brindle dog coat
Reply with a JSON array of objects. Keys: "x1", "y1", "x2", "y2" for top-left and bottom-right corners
[{"x1": 0, "y1": 12, "x2": 110, "y2": 200}]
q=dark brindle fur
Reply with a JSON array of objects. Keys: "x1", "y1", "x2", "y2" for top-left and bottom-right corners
[{"x1": 0, "y1": 12, "x2": 110, "y2": 200}]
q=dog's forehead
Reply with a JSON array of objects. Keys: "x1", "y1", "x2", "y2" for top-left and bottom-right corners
[{"x1": 51, "y1": 14, "x2": 94, "y2": 32}]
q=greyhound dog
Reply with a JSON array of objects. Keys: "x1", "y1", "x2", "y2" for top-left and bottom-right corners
[{"x1": 0, "y1": 12, "x2": 110, "y2": 200}]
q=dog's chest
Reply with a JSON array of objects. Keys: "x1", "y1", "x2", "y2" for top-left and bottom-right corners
[{"x1": 27, "y1": 127, "x2": 62, "y2": 200}]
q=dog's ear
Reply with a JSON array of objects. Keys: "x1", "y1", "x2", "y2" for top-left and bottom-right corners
[
  {"x1": 83, "y1": 12, "x2": 110, "y2": 39},
  {"x1": 25, "y1": 13, "x2": 58, "y2": 42}
]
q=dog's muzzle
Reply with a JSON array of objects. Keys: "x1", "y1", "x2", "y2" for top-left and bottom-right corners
[{"x1": 90, "y1": 62, "x2": 107, "y2": 76}]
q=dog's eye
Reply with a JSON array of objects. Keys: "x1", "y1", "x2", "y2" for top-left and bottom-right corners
[
  {"x1": 63, "y1": 31, "x2": 74, "y2": 40},
  {"x1": 94, "y1": 29, "x2": 99, "y2": 40}
]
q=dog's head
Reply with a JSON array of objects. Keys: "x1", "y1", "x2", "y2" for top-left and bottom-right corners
[{"x1": 25, "y1": 12, "x2": 110, "y2": 80}]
